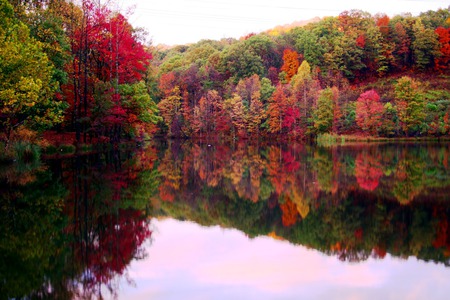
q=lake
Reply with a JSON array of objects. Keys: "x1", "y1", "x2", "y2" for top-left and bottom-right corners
[{"x1": 1, "y1": 141, "x2": 450, "y2": 299}]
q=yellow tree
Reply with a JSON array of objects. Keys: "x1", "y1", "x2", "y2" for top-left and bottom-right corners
[
  {"x1": 247, "y1": 91, "x2": 265, "y2": 137},
  {"x1": 313, "y1": 88, "x2": 335, "y2": 134},
  {"x1": 0, "y1": 0, "x2": 66, "y2": 145},
  {"x1": 394, "y1": 76, "x2": 426, "y2": 136},
  {"x1": 224, "y1": 94, "x2": 246, "y2": 139},
  {"x1": 157, "y1": 86, "x2": 182, "y2": 137}
]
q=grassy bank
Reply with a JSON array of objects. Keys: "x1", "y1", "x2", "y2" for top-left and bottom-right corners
[{"x1": 316, "y1": 133, "x2": 450, "y2": 147}]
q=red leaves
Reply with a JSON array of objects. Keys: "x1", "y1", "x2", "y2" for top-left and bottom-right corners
[
  {"x1": 103, "y1": 104, "x2": 127, "y2": 125},
  {"x1": 267, "y1": 84, "x2": 291, "y2": 134},
  {"x1": 356, "y1": 89, "x2": 384, "y2": 135},
  {"x1": 356, "y1": 34, "x2": 366, "y2": 48},
  {"x1": 63, "y1": 0, "x2": 152, "y2": 142},
  {"x1": 373, "y1": 246, "x2": 387, "y2": 258},
  {"x1": 435, "y1": 27, "x2": 450, "y2": 72},
  {"x1": 89, "y1": 11, "x2": 151, "y2": 83},
  {"x1": 282, "y1": 150, "x2": 300, "y2": 173},
  {"x1": 74, "y1": 210, "x2": 151, "y2": 288},
  {"x1": 355, "y1": 151, "x2": 383, "y2": 191},
  {"x1": 159, "y1": 72, "x2": 178, "y2": 97},
  {"x1": 282, "y1": 106, "x2": 300, "y2": 130},
  {"x1": 354, "y1": 228, "x2": 363, "y2": 240},
  {"x1": 376, "y1": 15, "x2": 390, "y2": 36},
  {"x1": 433, "y1": 217, "x2": 449, "y2": 249}
]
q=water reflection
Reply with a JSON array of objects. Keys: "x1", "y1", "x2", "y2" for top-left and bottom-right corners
[
  {"x1": 0, "y1": 148, "x2": 156, "y2": 299},
  {"x1": 1, "y1": 141, "x2": 450, "y2": 298},
  {"x1": 125, "y1": 218, "x2": 450, "y2": 300},
  {"x1": 155, "y1": 141, "x2": 450, "y2": 265}
]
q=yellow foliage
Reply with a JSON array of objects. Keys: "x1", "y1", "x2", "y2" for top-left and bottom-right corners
[
  {"x1": 290, "y1": 188, "x2": 310, "y2": 219},
  {"x1": 268, "y1": 231, "x2": 285, "y2": 241}
]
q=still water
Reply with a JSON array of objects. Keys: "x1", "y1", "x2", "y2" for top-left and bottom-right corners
[{"x1": 1, "y1": 141, "x2": 450, "y2": 299}]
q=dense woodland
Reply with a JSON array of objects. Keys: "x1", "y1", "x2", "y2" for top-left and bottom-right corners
[
  {"x1": 2, "y1": 1, "x2": 450, "y2": 297},
  {"x1": 1, "y1": 0, "x2": 450, "y2": 156},
  {"x1": 153, "y1": 9, "x2": 450, "y2": 140}
]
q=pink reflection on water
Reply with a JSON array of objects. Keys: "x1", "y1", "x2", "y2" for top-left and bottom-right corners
[{"x1": 122, "y1": 218, "x2": 450, "y2": 300}]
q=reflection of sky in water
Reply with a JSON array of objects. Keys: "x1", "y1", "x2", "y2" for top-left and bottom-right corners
[{"x1": 120, "y1": 218, "x2": 450, "y2": 300}]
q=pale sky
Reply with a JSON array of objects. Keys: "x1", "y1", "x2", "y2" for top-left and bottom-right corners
[{"x1": 119, "y1": 0, "x2": 449, "y2": 45}]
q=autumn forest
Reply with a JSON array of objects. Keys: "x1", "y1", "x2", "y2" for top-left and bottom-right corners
[
  {"x1": 1, "y1": 0, "x2": 450, "y2": 157},
  {"x1": 2, "y1": 0, "x2": 450, "y2": 297}
]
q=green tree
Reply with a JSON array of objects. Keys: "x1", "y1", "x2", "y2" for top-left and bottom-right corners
[
  {"x1": 294, "y1": 28, "x2": 324, "y2": 68},
  {"x1": 412, "y1": 19, "x2": 441, "y2": 70},
  {"x1": 391, "y1": 21, "x2": 413, "y2": 68},
  {"x1": 313, "y1": 88, "x2": 335, "y2": 134},
  {"x1": 15, "y1": 0, "x2": 71, "y2": 86},
  {"x1": 291, "y1": 60, "x2": 313, "y2": 132},
  {"x1": 419, "y1": 8, "x2": 450, "y2": 29},
  {"x1": 0, "y1": 0, "x2": 66, "y2": 145},
  {"x1": 243, "y1": 34, "x2": 279, "y2": 70},
  {"x1": 260, "y1": 77, "x2": 276, "y2": 105},
  {"x1": 380, "y1": 102, "x2": 399, "y2": 136},
  {"x1": 185, "y1": 41, "x2": 220, "y2": 66},
  {"x1": 219, "y1": 43, "x2": 265, "y2": 83},
  {"x1": 120, "y1": 81, "x2": 162, "y2": 137},
  {"x1": 394, "y1": 76, "x2": 426, "y2": 135}
]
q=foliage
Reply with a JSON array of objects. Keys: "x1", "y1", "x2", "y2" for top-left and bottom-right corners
[
  {"x1": 313, "y1": 88, "x2": 335, "y2": 134},
  {"x1": 412, "y1": 19, "x2": 441, "y2": 70},
  {"x1": 2, "y1": 2, "x2": 450, "y2": 144},
  {"x1": 355, "y1": 90, "x2": 384, "y2": 135},
  {"x1": 0, "y1": 0, "x2": 66, "y2": 144},
  {"x1": 280, "y1": 49, "x2": 300, "y2": 82},
  {"x1": 394, "y1": 76, "x2": 426, "y2": 135},
  {"x1": 435, "y1": 27, "x2": 450, "y2": 72}
]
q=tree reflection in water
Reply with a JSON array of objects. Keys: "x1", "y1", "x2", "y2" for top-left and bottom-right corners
[
  {"x1": 154, "y1": 141, "x2": 450, "y2": 266},
  {"x1": 0, "y1": 146, "x2": 156, "y2": 299},
  {"x1": 1, "y1": 141, "x2": 450, "y2": 298}
]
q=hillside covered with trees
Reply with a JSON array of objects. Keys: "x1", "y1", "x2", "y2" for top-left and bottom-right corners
[
  {"x1": 1, "y1": 0, "x2": 450, "y2": 158},
  {"x1": 152, "y1": 7, "x2": 450, "y2": 140}
]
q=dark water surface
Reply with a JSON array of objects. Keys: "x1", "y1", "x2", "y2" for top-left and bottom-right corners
[{"x1": 1, "y1": 141, "x2": 450, "y2": 299}]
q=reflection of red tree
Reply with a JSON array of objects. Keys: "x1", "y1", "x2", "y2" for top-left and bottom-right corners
[
  {"x1": 373, "y1": 246, "x2": 387, "y2": 259},
  {"x1": 354, "y1": 228, "x2": 363, "y2": 240},
  {"x1": 159, "y1": 184, "x2": 175, "y2": 202},
  {"x1": 433, "y1": 217, "x2": 449, "y2": 251},
  {"x1": 282, "y1": 150, "x2": 300, "y2": 173},
  {"x1": 74, "y1": 209, "x2": 151, "y2": 290},
  {"x1": 443, "y1": 146, "x2": 449, "y2": 169},
  {"x1": 280, "y1": 197, "x2": 298, "y2": 227},
  {"x1": 355, "y1": 152, "x2": 383, "y2": 191},
  {"x1": 61, "y1": 146, "x2": 156, "y2": 297}
]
